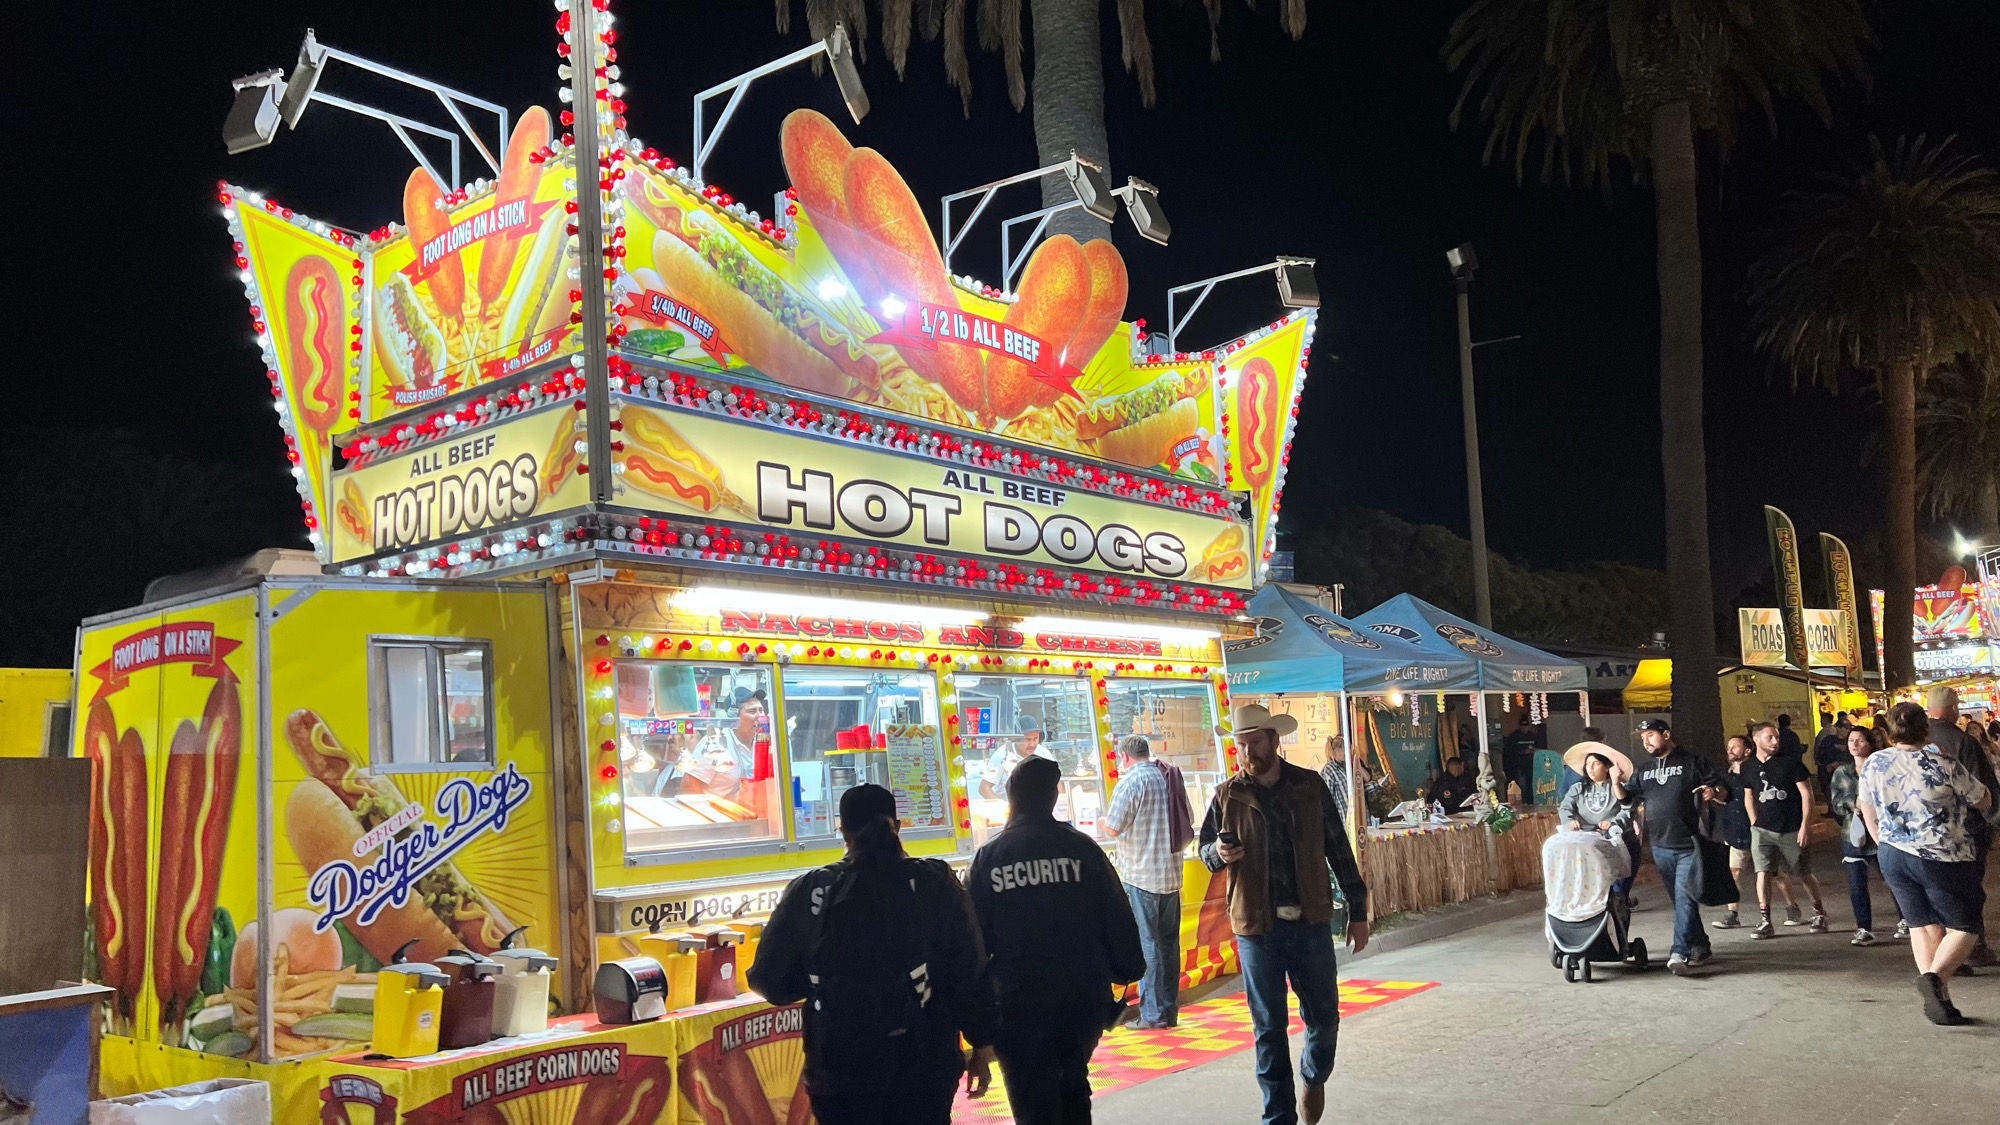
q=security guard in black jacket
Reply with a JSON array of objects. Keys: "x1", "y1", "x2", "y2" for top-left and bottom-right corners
[{"x1": 969, "y1": 756, "x2": 1145, "y2": 1125}]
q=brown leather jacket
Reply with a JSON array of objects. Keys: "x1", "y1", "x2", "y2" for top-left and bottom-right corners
[{"x1": 1198, "y1": 761, "x2": 1369, "y2": 936}]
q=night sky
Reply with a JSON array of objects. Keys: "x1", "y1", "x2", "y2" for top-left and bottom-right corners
[{"x1": 12, "y1": 2, "x2": 1998, "y2": 662}]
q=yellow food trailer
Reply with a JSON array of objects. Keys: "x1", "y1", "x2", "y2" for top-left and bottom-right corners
[{"x1": 72, "y1": 3, "x2": 1318, "y2": 1119}]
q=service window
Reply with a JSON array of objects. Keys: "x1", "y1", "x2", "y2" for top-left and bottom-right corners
[
  {"x1": 779, "y1": 667, "x2": 949, "y2": 840},
  {"x1": 614, "y1": 662, "x2": 785, "y2": 857},
  {"x1": 1105, "y1": 679, "x2": 1224, "y2": 817},
  {"x1": 952, "y1": 674, "x2": 1102, "y2": 845},
  {"x1": 369, "y1": 639, "x2": 493, "y2": 770}
]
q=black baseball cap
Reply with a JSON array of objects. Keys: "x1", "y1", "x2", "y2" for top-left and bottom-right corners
[
  {"x1": 838, "y1": 783, "x2": 898, "y2": 832},
  {"x1": 1635, "y1": 719, "x2": 1671, "y2": 733}
]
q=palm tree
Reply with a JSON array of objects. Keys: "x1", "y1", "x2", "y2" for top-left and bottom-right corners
[
  {"x1": 775, "y1": 1, "x2": 1309, "y2": 243},
  {"x1": 1747, "y1": 137, "x2": 2000, "y2": 688},
  {"x1": 1915, "y1": 354, "x2": 2000, "y2": 540},
  {"x1": 1445, "y1": 1, "x2": 1871, "y2": 755}
]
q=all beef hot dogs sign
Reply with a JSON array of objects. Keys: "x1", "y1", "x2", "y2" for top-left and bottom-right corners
[{"x1": 611, "y1": 405, "x2": 1254, "y2": 591}]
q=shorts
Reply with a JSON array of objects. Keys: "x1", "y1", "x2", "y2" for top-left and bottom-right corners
[
  {"x1": 1878, "y1": 844, "x2": 1986, "y2": 932},
  {"x1": 1728, "y1": 847, "x2": 1750, "y2": 871},
  {"x1": 1750, "y1": 826, "x2": 1812, "y2": 876}
]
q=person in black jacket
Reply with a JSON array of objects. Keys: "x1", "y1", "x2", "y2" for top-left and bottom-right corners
[
  {"x1": 969, "y1": 756, "x2": 1144, "y2": 1125},
  {"x1": 748, "y1": 784, "x2": 998, "y2": 1125}
]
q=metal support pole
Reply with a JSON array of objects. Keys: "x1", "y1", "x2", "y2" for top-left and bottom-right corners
[
  {"x1": 1474, "y1": 693, "x2": 1496, "y2": 799},
  {"x1": 692, "y1": 37, "x2": 835, "y2": 183},
  {"x1": 1456, "y1": 277, "x2": 1493, "y2": 629},
  {"x1": 570, "y1": 0, "x2": 615, "y2": 507}
]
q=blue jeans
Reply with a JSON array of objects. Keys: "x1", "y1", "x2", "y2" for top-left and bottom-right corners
[
  {"x1": 1126, "y1": 886, "x2": 1181, "y2": 1026},
  {"x1": 1236, "y1": 918, "x2": 1339, "y2": 1125},
  {"x1": 1651, "y1": 844, "x2": 1709, "y2": 957}
]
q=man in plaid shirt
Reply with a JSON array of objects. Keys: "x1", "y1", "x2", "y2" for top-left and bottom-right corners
[
  {"x1": 1318, "y1": 736, "x2": 1352, "y2": 827},
  {"x1": 1104, "y1": 734, "x2": 1192, "y2": 1028}
]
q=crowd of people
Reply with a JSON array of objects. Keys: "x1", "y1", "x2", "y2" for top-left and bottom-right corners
[
  {"x1": 748, "y1": 703, "x2": 1369, "y2": 1125},
  {"x1": 733, "y1": 685, "x2": 1993, "y2": 1125},
  {"x1": 1557, "y1": 688, "x2": 1997, "y2": 1026}
]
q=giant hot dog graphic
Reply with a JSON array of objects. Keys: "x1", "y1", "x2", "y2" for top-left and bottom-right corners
[
  {"x1": 1234, "y1": 356, "x2": 1281, "y2": 491},
  {"x1": 153, "y1": 676, "x2": 242, "y2": 1027},
  {"x1": 85, "y1": 700, "x2": 148, "y2": 1020},
  {"x1": 282, "y1": 256, "x2": 347, "y2": 433},
  {"x1": 282, "y1": 710, "x2": 517, "y2": 964}
]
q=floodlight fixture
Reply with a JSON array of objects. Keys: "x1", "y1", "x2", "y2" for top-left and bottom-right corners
[
  {"x1": 695, "y1": 22, "x2": 869, "y2": 183},
  {"x1": 1276, "y1": 257, "x2": 1320, "y2": 309},
  {"x1": 996, "y1": 175, "x2": 1171, "y2": 289},
  {"x1": 1122, "y1": 177, "x2": 1170, "y2": 245},
  {"x1": 1164, "y1": 256, "x2": 1319, "y2": 353},
  {"x1": 1447, "y1": 242, "x2": 1478, "y2": 280},
  {"x1": 944, "y1": 152, "x2": 1128, "y2": 274},
  {"x1": 223, "y1": 70, "x2": 286, "y2": 155},
  {"x1": 277, "y1": 30, "x2": 327, "y2": 127},
  {"x1": 220, "y1": 32, "x2": 507, "y2": 190}
]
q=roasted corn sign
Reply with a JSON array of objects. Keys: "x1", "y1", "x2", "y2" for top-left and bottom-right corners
[{"x1": 330, "y1": 406, "x2": 592, "y2": 561}]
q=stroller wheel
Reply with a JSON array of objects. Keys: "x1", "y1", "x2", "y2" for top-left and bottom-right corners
[
  {"x1": 1551, "y1": 945, "x2": 1563, "y2": 969},
  {"x1": 1563, "y1": 955, "x2": 1580, "y2": 983},
  {"x1": 1629, "y1": 937, "x2": 1648, "y2": 970},
  {"x1": 1580, "y1": 957, "x2": 1594, "y2": 983}
]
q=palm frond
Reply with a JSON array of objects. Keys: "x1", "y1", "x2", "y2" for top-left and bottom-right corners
[
  {"x1": 1747, "y1": 135, "x2": 2000, "y2": 390},
  {"x1": 1915, "y1": 355, "x2": 2000, "y2": 522},
  {"x1": 1115, "y1": 0, "x2": 1158, "y2": 107},
  {"x1": 1446, "y1": 0, "x2": 1870, "y2": 188}
]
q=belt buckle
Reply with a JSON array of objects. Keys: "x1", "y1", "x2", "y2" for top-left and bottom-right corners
[{"x1": 1275, "y1": 906, "x2": 1303, "y2": 921}]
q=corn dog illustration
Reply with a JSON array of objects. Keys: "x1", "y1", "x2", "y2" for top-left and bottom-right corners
[
  {"x1": 619, "y1": 407, "x2": 754, "y2": 518},
  {"x1": 153, "y1": 676, "x2": 242, "y2": 1028},
  {"x1": 476, "y1": 106, "x2": 551, "y2": 309},
  {"x1": 988, "y1": 234, "x2": 1090, "y2": 419},
  {"x1": 85, "y1": 700, "x2": 148, "y2": 1020},
  {"x1": 781, "y1": 108, "x2": 882, "y2": 304},
  {"x1": 1066, "y1": 239, "x2": 1129, "y2": 374}
]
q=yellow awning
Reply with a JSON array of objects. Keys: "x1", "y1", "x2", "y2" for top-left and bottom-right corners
[{"x1": 1622, "y1": 658, "x2": 1673, "y2": 711}]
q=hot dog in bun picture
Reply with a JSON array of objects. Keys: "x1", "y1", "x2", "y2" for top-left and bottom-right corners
[
  {"x1": 335, "y1": 479, "x2": 370, "y2": 545},
  {"x1": 646, "y1": 211, "x2": 877, "y2": 397},
  {"x1": 617, "y1": 407, "x2": 753, "y2": 518},
  {"x1": 375, "y1": 272, "x2": 447, "y2": 392},
  {"x1": 282, "y1": 710, "x2": 517, "y2": 964},
  {"x1": 1080, "y1": 370, "x2": 1203, "y2": 468}
]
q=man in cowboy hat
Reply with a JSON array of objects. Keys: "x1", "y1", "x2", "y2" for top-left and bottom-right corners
[{"x1": 1199, "y1": 704, "x2": 1370, "y2": 1125}]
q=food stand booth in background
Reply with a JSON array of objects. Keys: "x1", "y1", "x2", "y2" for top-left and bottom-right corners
[
  {"x1": 1872, "y1": 577, "x2": 1998, "y2": 719},
  {"x1": 71, "y1": 4, "x2": 1318, "y2": 1119},
  {"x1": 1345, "y1": 595, "x2": 1589, "y2": 910}
]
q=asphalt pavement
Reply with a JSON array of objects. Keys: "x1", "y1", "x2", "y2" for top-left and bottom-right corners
[{"x1": 1095, "y1": 847, "x2": 1999, "y2": 1125}]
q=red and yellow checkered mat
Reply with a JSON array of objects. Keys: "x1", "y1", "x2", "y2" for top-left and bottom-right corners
[{"x1": 952, "y1": 979, "x2": 1439, "y2": 1122}]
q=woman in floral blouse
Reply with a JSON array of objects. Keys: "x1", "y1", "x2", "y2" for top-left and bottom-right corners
[{"x1": 1858, "y1": 703, "x2": 1995, "y2": 1025}]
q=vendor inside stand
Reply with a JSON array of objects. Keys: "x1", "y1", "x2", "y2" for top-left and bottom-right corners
[
  {"x1": 615, "y1": 663, "x2": 785, "y2": 849},
  {"x1": 1426, "y1": 757, "x2": 1477, "y2": 811}
]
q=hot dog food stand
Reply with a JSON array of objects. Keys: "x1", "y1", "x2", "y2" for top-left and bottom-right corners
[{"x1": 70, "y1": 3, "x2": 1318, "y2": 1120}]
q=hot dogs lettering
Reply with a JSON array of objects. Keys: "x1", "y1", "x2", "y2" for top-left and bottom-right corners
[{"x1": 607, "y1": 403, "x2": 1249, "y2": 587}]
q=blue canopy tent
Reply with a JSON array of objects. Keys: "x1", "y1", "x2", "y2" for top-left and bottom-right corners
[
  {"x1": 1224, "y1": 585, "x2": 1480, "y2": 830},
  {"x1": 1354, "y1": 594, "x2": 1591, "y2": 803}
]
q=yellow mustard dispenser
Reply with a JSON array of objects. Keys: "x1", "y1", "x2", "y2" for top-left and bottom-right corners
[
  {"x1": 490, "y1": 926, "x2": 558, "y2": 1038},
  {"x1": 372, "y1": 940, "x2": 448, "y2": 1058},
  {"x1": 637, "y1": 925, "x2": 704, "y2": 1013}
]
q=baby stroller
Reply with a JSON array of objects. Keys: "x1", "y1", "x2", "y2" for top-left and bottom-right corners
[{"x1": 1543, "y1": 829, "x2": 1648, "y2": 982}]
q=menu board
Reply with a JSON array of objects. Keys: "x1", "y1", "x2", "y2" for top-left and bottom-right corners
[{"x1": 884, "y1": 723, "x2": 945, "y2": 828}]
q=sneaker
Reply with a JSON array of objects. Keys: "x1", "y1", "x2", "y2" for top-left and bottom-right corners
[
  {"x1": 1809, "y1": 913, "x2": 1829, "y2": 934},
  {"x1": 1851, "y1": 929, "x2": 1877, "y2": 946},
  {"x1": 1687, "y1": 947, "x2": 1714, "y2": 968},
  {"x1": 1918, "y1": 972, "x2": 1960, "y2": 1025},
  {"x1": 1667, "y1": 952, "x2": 1689, "y2": 974},
  {"x1": 1783, "y1": 905, "x2": 1805, "y2": 927},
  {"x1": 1712, "y1": 911, "x2": 1743, "y2": 930},
  {"x1": 1893, "y1": 920, "x2": 1911, "y2": 941},
  {"x1": 1752, "y1": 919, "x2": 1776, "y2": 939}
]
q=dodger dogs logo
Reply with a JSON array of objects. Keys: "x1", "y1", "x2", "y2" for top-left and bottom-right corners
[
  {"x1": 1435, "y1": 622, "x2": 1503, "y2": 657},
  {"x1": 306, "y1": 763, "x2": 533, "y2": 934}
]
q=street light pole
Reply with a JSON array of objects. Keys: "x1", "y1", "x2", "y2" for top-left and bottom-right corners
[{"x1": 1450, "y1": 249, "x2": 1493, "y2": 629}]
